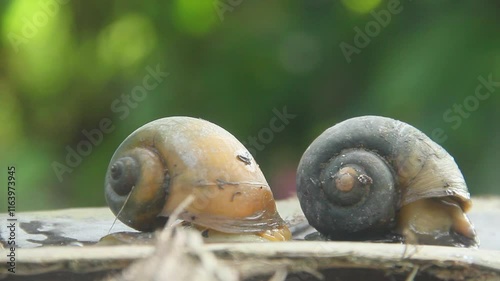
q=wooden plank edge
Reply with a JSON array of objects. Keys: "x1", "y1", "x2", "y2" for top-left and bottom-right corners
[{"x1": 1, "y1": 241, "x2": 499, "y2": 280}]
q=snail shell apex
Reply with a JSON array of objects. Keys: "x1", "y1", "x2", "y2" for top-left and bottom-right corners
[{"x1": 105, "y1": 117, "x2": 288, "y2": 239}]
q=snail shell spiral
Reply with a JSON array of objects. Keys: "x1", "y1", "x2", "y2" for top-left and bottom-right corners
[
  {"x1": 105, "y1": 117, "x2": 290, "y2": 241},
  {"x1": 296, "y1": 115, "x2": 478, "y2": 247}
]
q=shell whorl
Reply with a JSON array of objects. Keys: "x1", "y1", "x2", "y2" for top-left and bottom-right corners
[
  {"x1": 296, "y1": 115, "x2": 470, "y2": 238},
  {"x1": 105, "y1": 117, "x2": 286, "y2": 233}
]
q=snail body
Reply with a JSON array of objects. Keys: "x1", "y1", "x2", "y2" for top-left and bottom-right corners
[
  {"x1": 296, "y1": 116, "x2": 478, "y2": 247},
  {"x1": 105, "y1": 117, "x2": 290, "y2": 241}
]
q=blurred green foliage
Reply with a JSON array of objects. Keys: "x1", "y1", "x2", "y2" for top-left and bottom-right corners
[{"x1": 0, "y1": 0, "x2": 499, "y2": 211}]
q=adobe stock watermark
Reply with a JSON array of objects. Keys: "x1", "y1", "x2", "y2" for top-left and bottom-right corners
[
  {"x1": 7, "y1": 0, "x2": 70, "y2": 53},
  {"x1": 241, "y1": 106, "x2": 297, "y2": 157},
  {"x1": 51, "y1": 65, "x2": 169, "y2": 181},
  {"x1": 213, "y1": 0, "x2": 244, "y2": 22},
  {"x1": 339, "y1": 0, "x2": 404, "y2": 63},
  {"x1": 431, "y1": 73, "x2": 499, "y2": 144}
]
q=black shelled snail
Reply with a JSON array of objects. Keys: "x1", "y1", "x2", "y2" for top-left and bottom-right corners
[
  {"x1": 296, "y1": 116, "x2": 479, "y2": 247},
  {"x1": 105, "y1": 117, "x2": 290, "y2": 242}
]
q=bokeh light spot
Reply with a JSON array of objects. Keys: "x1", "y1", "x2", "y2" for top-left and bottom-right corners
[
  {"x1": 3, "y1": 0, "x2": 73, "y2": 99},
  {"x1": 172, "y1": 0, "x2": 217, "y2": 36},
  {"x1": 342, "y1": 0, "x2": 382, "y2": 14},
  {"x1": 97, "y1": 14, "x2": 158, "y2": 69}
]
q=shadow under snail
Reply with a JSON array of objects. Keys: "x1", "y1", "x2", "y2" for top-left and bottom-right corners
[
  {"x1": 104, "y1": 116, "x2": 290, "y2": 242},
  {"x1": 296, "y1": 116, "x2": 479, "y2": 247}
]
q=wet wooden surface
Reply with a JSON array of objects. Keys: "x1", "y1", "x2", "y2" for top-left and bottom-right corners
[{"x1": 1, "y1": 196, "x2": 499, "y2": 280}]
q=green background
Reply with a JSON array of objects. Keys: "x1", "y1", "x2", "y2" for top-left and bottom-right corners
[{"x1": 1, "y1": 0, "x2": 498, "y2": 211}]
